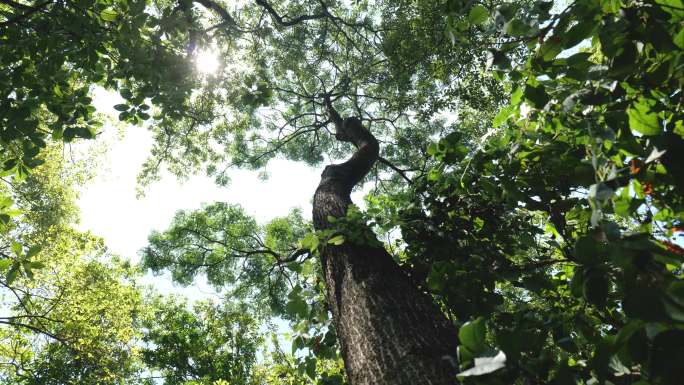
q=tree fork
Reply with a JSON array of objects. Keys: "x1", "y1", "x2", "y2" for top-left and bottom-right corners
[{"x1": 312, "y1": 98, "x2": 459, "y2": 385}]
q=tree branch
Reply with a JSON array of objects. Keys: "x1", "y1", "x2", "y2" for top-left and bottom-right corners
[
  {"x1": 0, "y1": 319, "x2": 67, "y2": 344},
  {"x1": 193, "y1": 0, "x2": 237, "y2": 26},
  {"x1": 255, "y1": 0, "x2": 327, "y2": 26},
  {"x1": 0, "y1": 0, "x2": 32, "y2": 11},
  {"x1": 379, "y1": 156, "x2": 413, "y2": 185}
]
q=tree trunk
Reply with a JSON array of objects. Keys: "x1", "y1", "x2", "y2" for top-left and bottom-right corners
[{"x1": 312, "y1": 102, "x2": 459, "y2": 385}]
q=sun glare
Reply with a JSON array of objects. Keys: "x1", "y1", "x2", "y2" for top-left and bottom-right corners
[{"x1": 195, "y1": 49, "x2": 219, "y2": 75}]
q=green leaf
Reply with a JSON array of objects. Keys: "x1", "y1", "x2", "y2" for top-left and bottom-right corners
[
  {"x1": 327, "y1": 234, "x2": 345, "y2": 245},
  {"x1": 562, "y1": 21, "x2": 595, "y2": 48},
  {"x1": 11, "y1": 241, "x2": 22, "y2": 256},
  {"x1": 26, "y1": 246, "x2": 42, "y2": 258},
  {"x1": 6, "y1": 263, "x2": 19, "y2": 284},
  {"x1": 493, "y1": 105, "x2": 515, "y2": 127},
  {"x1": 539, "y1": 37, "x2": 562, "y2": 61},
  {"x1": 299, "y1": 232, "x2": 319, "y2": 253},
  {"x1": 650, "y1": 330, "x2": 684, "y2": 384},
  {"x1": 459, "y1": 317, "x2": 486, "y2": 354},
  {"x1": 674, "y1": 28, "x2": 684, "y2": 49},
  {"x1": 304, "y1": 356, "x2": 316, "y2": 379},
  {"x1": 468, "y1": 5, "x2": 489, "y2": 26},
  {"x1": 99, "y1": 8, "x2": 118, "y2": 22},
  {"x1": 113, "y1": 104, "x2": 129, "y2": 111},
  {"x1": 574, "y1": 236, "x2": 602, "y2": 264},
  {"x1": 3, "y1": 158, "x2": 18, "y2": 172},
  {"x1": 503, "y1": 19, "x2": 532, "y2": 37},
  {"x1": 628, "y1": 98, "x2": 661, "y2": 136},
  {"x1": 23, "y1": 261, "x2": 34, "y2": 279},
  {"x1": 510, "y1": 86, "x2": 523, "y2": 105},
  {"x1": 487, "y1": 49, "x2": 511, "y2": 69},
  {"x1": 583, "y1": 269, "x2": 609, "y2": 308},
  {"x1": 0, "y1": 259, "x2": 12, "y2": 271},
  {"x1": 623, "y1": 288, "x2": 668, "y2": 321},
  {"x1": 285, "y1": 288, "x2": 308, "y2": 319},
  {"x1": 120, "y1": 88, "x2": 133, "y2": 99},
  {"x1": 524, "y1": 84, "x2": 549, "y2": 108}
]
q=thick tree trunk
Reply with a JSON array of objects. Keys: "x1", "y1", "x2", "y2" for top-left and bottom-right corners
[{"x1": 312, "y1": 102, "x2": 459, "y2": 385}]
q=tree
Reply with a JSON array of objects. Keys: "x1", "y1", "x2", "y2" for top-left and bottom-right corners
[
  {"x1": 0, "y1": 147, "x2": 144, "y2": 384},
  {"x1": 0, "y1": 146, "x2": 266, "y2": 385},
  {"x1": 4, "y1": 0, "x2": 684, "y2": 384},
  {"x1": 136, "y1": 1, "x2": 509, "y2": 383},
  {"x1": 140, "y1": 297, "x2": 263, "y2": 385}
]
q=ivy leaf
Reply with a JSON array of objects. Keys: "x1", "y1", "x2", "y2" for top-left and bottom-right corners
[{"x1": 628, "y1": 98, "x2": 661, "y2": 135}]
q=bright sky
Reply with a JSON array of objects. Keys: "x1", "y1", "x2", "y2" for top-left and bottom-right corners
[{"x1": 76, "y1": 86, "x2": 326, "y2": 300}]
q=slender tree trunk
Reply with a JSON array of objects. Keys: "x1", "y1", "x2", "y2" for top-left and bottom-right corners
[{"x1": 312, "y1": 101, "x2": 458, "y2": 385}]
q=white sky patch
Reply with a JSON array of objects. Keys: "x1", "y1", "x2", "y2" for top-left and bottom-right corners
[
  {"x1": 77, "y1": 126, "x2": 325, "y2": 299},
  {"x1": 195, "y1": 48, "x2": 220, "y2": 75}
]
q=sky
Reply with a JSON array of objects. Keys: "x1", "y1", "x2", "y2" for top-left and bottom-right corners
[{"x1": 76, "y1": 86, "x2": 325, "y2": 300}]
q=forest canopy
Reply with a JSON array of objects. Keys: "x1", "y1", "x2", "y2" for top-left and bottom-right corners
[{"x1": 1, "y1": 0, "x2": 684, "y2": 384}]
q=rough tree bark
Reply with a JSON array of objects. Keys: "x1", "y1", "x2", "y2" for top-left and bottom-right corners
[{"x1": 312, "y1": 98, "x2": 459, "y2": 385}]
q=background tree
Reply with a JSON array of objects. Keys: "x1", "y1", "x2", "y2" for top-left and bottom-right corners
[
  {"x1": 0, "y1": 147, "x2": 144, "y2": 384},
  {"x1": 140, "y1": 297, "x2": 263, "y2": 385}
]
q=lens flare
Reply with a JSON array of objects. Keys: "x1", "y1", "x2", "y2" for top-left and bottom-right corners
[{"x1": 195, "y1": 49, "x2": 219, "y2": 74}]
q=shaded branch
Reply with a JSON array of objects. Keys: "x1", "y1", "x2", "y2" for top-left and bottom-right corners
[
  {"x1": 193, "y1": 0, "x2": 237, "y2": 26},
  {"x1": 0, "y1": 319, "x2": 67, "y2": 344},
  {"x1": 255, "y1": 0, "x2": 327, "y2": 26},
  {"x1": 378, "y1": 156, "x2": 413, "y2": 185},
  {"x1": 0, "y1": 0, "x2": 31, "y2": 10}
]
